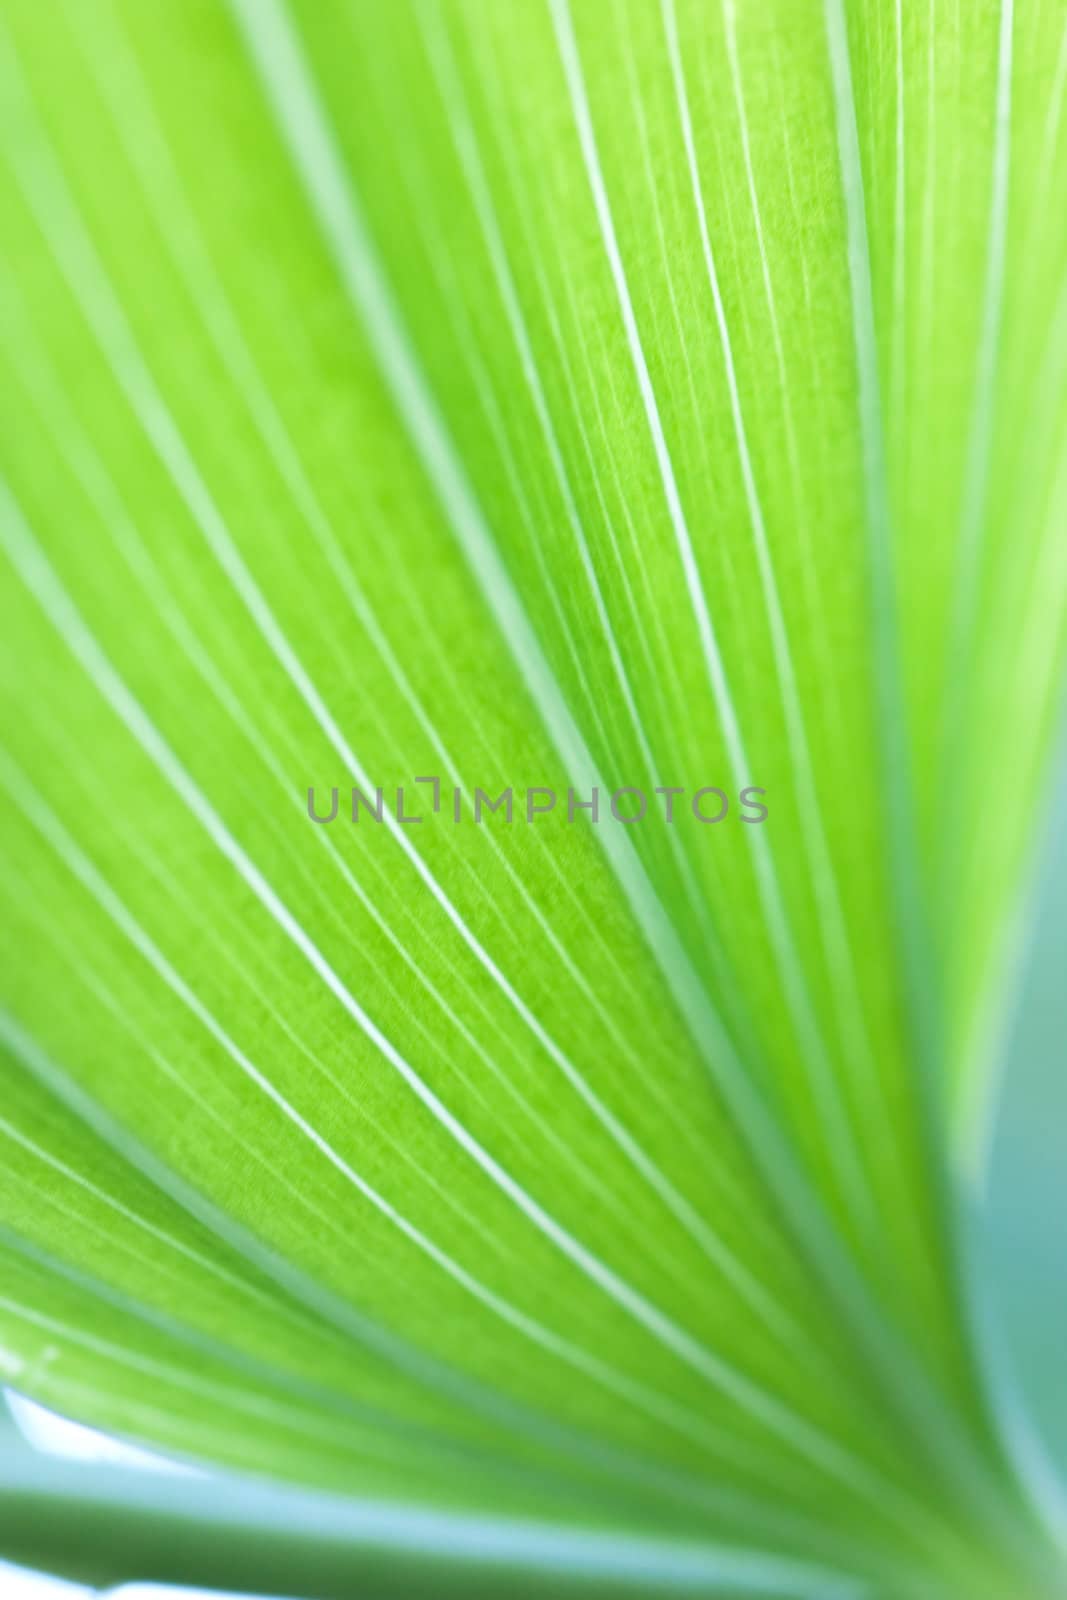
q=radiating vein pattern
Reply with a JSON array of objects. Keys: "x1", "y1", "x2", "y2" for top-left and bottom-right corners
[{"x1": 1, "y1": 1, "x2": 1065, "y2": 1596}]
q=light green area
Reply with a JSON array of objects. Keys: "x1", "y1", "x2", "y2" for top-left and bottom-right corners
[{"x1": 0, "y1": 2, "x2": 1064, "y2": 1595}]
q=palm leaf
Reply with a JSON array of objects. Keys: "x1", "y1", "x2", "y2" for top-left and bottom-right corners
[{"x1": 1, "y1": 1, "x2": 1065, "y2": 1595}]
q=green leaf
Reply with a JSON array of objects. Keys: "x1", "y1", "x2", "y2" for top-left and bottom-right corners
[{"x1": 0, "y1": 0, "x2": 1064, "y2": 1595}]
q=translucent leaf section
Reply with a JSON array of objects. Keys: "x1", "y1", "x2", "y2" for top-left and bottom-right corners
[{"x1": 0, "y1": 1, "x2": 1065, "y2": 1596}]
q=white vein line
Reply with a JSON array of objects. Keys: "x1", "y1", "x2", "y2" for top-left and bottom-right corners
[
  {"x1": 548, "y1": 0, "x2": 751, "y2": 727},
  {"x1": 1, "y1": 21, "x2": 744, "y2": 1302},
  {"x1": 662, "y1": 0, "x2": 874, "y2": 1222},
  {"x1": 0, "y1": 505, "x2": 892, "y2": 1489},
  {"x1": 938, "y1": 0, "x2": 1016, "y2": 871},
  {"x1": 0, "y1": 1418, "x2": 872, "y2": 1600},
  {"x1": 217, "y1": 0, "x2": 616, "y2": 812},
  {"x1": 0, "y1": 3, "x2": 1000, "y2": 1511},
  {"x1": 2, "y1": 1226, "x2": 621, "y2": 1502},
  {"x1": 0, "y1": 78, "x2": 791, "y2": 1398},
  {"x1": 0, "y1": 1006, "x2": 516, "y2": 1400},
  {"x1": 1, "y1": 876, "x2": 500, "y2": 1323},
  {"x1": 0, "y1": 214, "x2": 780, "y2": 1329},
  {"x1": 2, "y1": 0, "x2": 992, "y2": 1508},
  {"x1": 142, "y1": 774, "x2": 723, "y2": 1302},
  {"x1": 1005, "y1": 5, "x2": 1067, "y2": 343},
  {"x1": 766, "y1": 24, "x2": 842, "y2": 626},
  {"x1": 816, "y1": 9, "x2": 1047, "y2": 1567},
  {"x1": 403, "y1": 245, "x2": 622, "y2": 767},
  {"x1": 417, "y1": 5, "x2": 746, "y2": 1027},
  {"x1": 0, "y1": 1011, "x2": 926, "y2": 1556},
  {"x1": 347, "y1": 127, "x2": 626, "y2": 776},
  {"x1": 13, "y1": 913, "x2": 677, "y2": 1473},
  {"x1": 2, "y1": 981, "x2": 442, "y2": 1324},
  {"x1": 890, "y1": 0, "x2": 907, "y2": 434},
  {"x1": 0, "y1": 298, "x2": 812, "y2": 1374},
  {"x1": 0, "y1": 756, "x2": 752, "y2": 1468},
  {"x1": 0, "y1": 1015, "x2": 756, "y2": 1519},
  {"x1": 821, "y1": 0, "x2": 939, "y2": 1077},
  {"x1": 613, "y1": 0, "x2": 756, "y2": 699},
  {"x1": 34, "y1": 717, "x2": 638, "y2": 1286},
  {"x1": 225, "y1": 0, "x2": 800, "y2": 1133},
  {"x1": 0, "y1": 273, "x2": 645, "y2": 1263},
  {"x1": 918, "y1": 0, "x2": 938, "y2": 448},
  {"x1": 219, "y1": 0, "x2": 839, "y2": 1177},
  {"x1": 719, "y1": 5, "x2": 882, "y2": 1117},
  {"x1": 355, "y1": 27, "x2": 625, "y2": 775},
  {"x1": 411, "y1": 13, "x2": 632, "y2": 771},
  {"x1": 364, "y1": 524, "x2": 676, "y2": 1088},
  {"x1": 219, "y1": 0, "x2": 1014, "y2": 1488},
  {"x1": 546, "y1": 0, "x2": 744, "y2": 785},
  {"x1": 1033, "y1": 13, "x2": 1067, "y2": 239},
  {"x1": 60, "y1": 811, "x2": 524, "y2": 1266},
  {"x1": 416, "y1": 6, "x2": 664, "y2": 798},
  {"x1": 191, "y1": 18, "x2": 705, "y2": 1149},
  {"x1": 554, "y1": 0, "x2": 881, "y2": 1233},
  {"x1": 556, "y1": 260, "x2": 691, "y2": 770},
  {"x1": 534, "y1": 249, "x2": 733, "y2": 959},
  {"x1": 720, "y1": 0, "x2": 837, "y2": 714},
  {"x1": 954, "y1": 301, "x2": 1067, "y2": 1172},
  {"x1": 0, "y1": 1284, "x2": 452, "y2": 1473},
  {"x1": 348, "y1": 189, "x2": 726, "y2": 1117},
  {"x1": 0, "y1": 1224, "x2": 472, "y2": 1470},
  {"x1": 0, "y1": 197, "x2": 777, "y2": 1331},
  {"x1": 550, "y1": 264, "x2": 771, "y2": 1068},
  {"x1": 0, "y1": 1115, "x2": 307, "y2": 1330}
]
